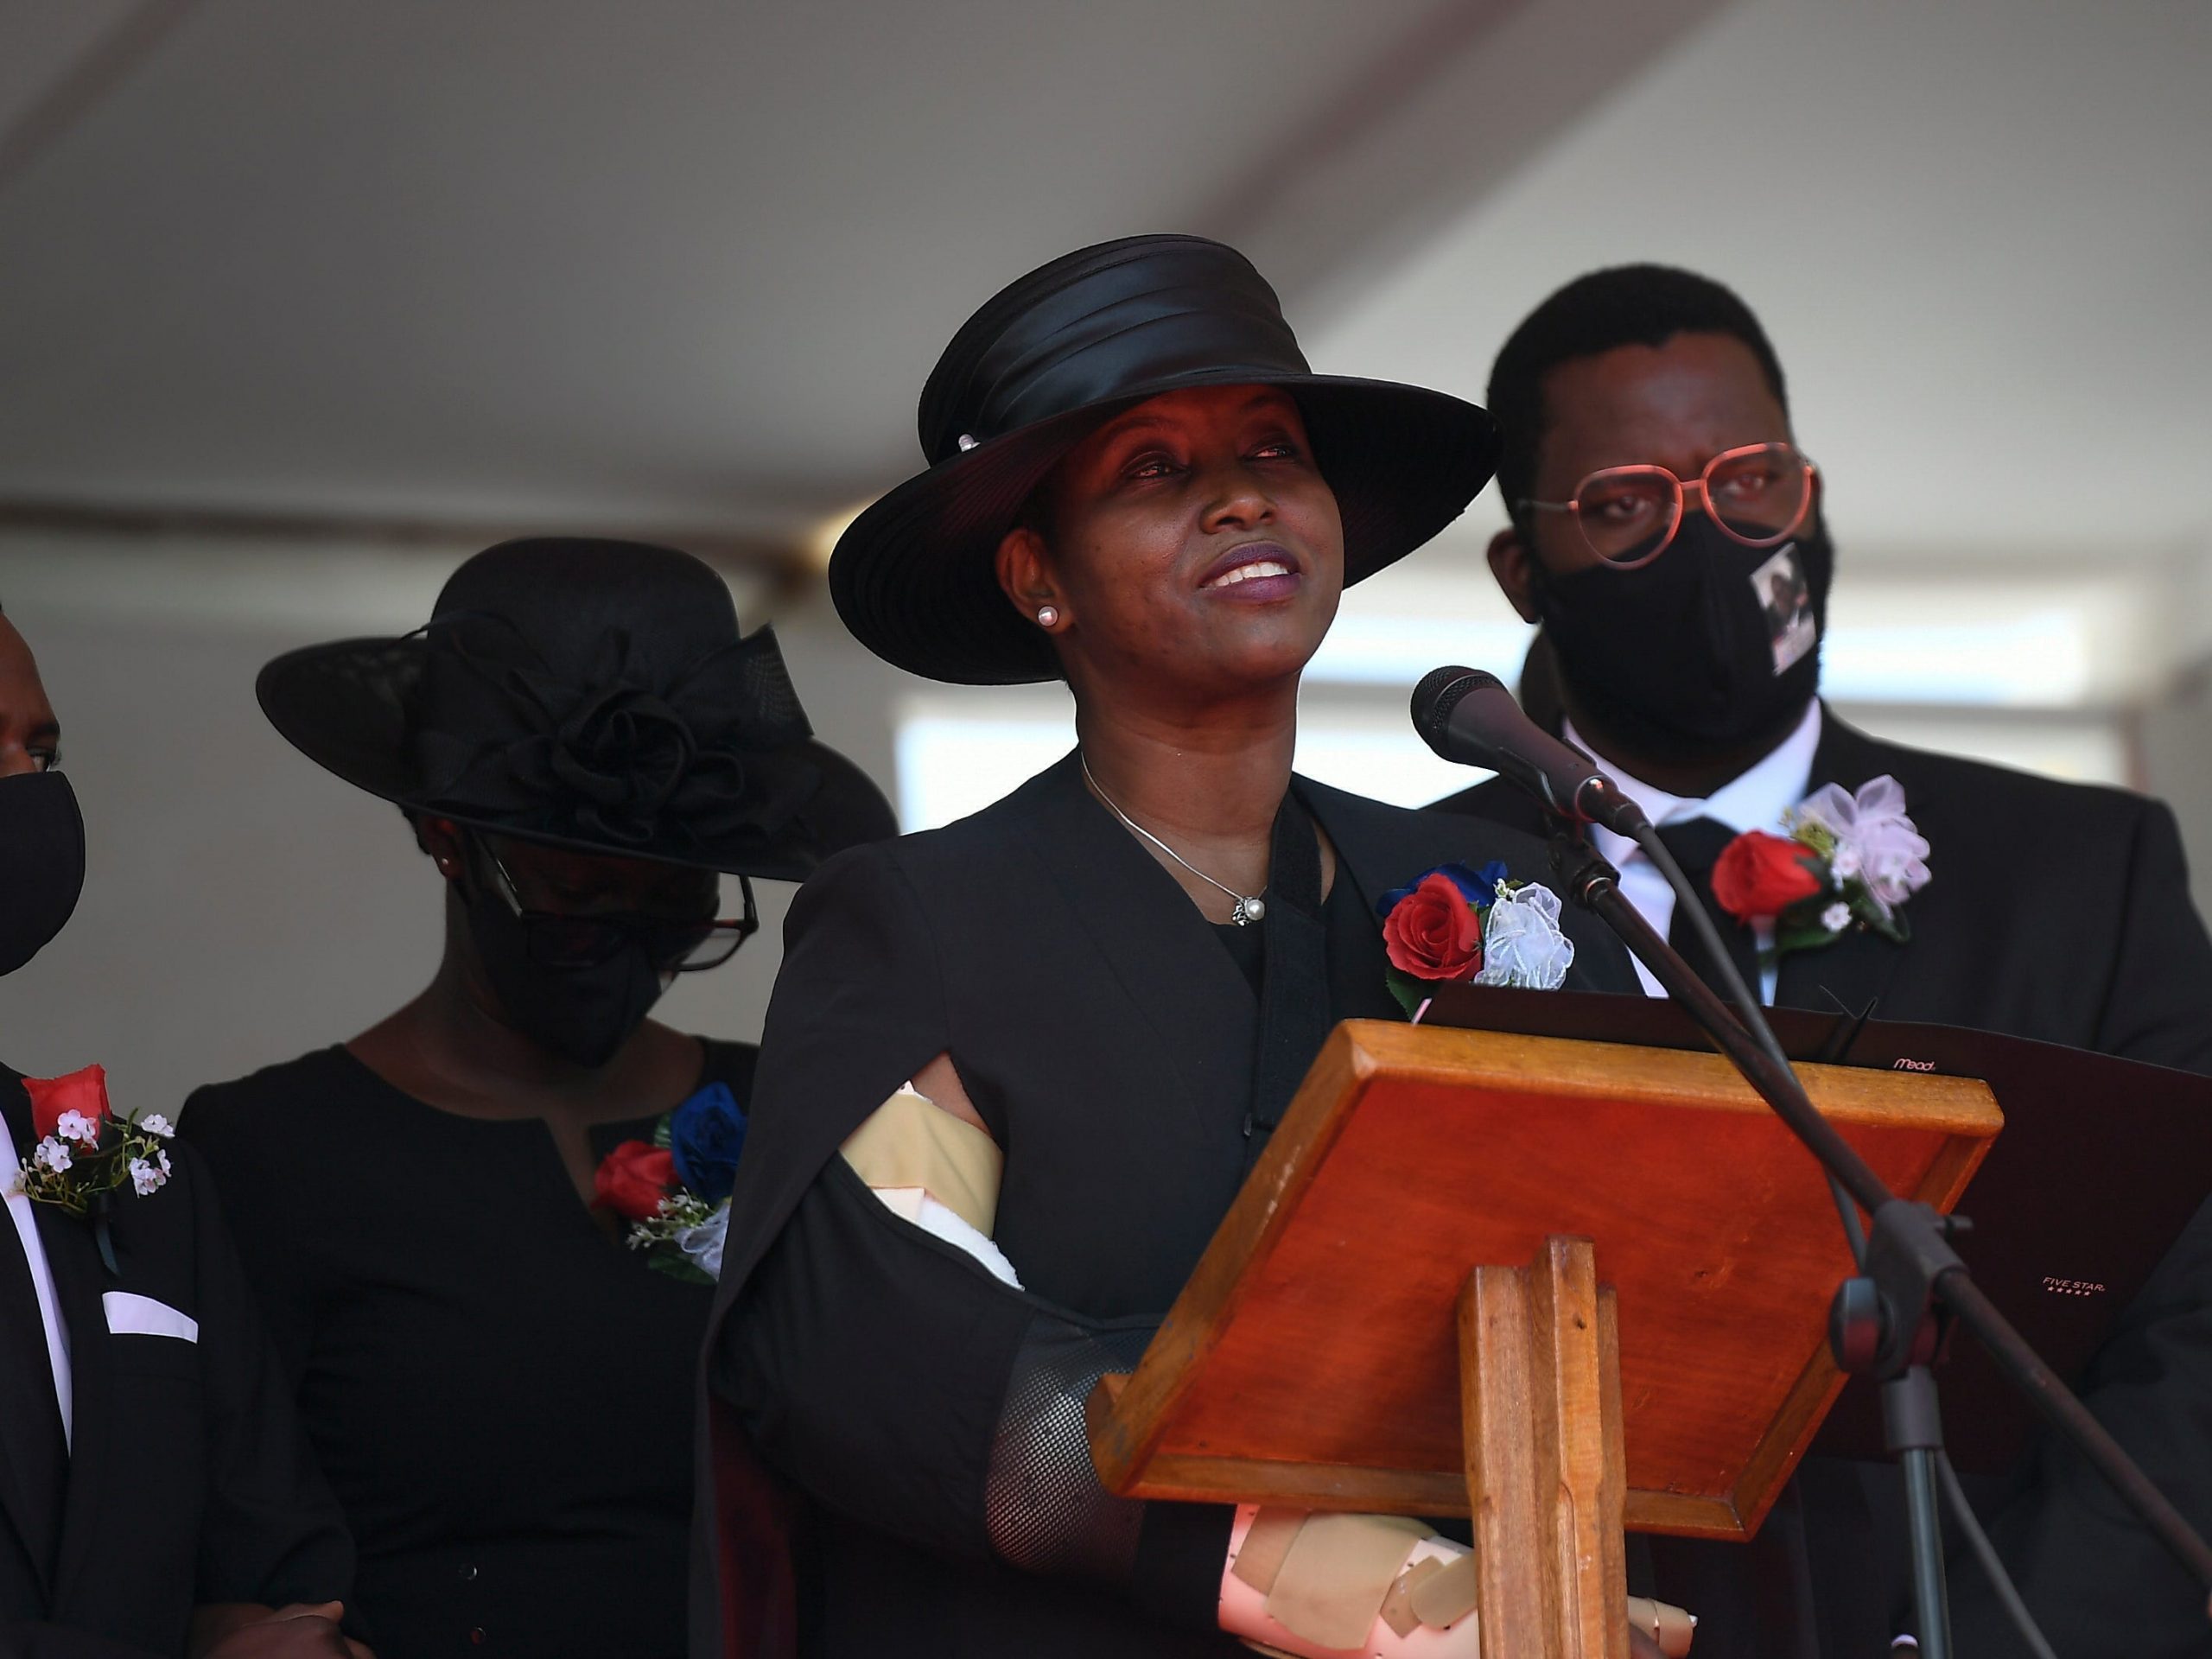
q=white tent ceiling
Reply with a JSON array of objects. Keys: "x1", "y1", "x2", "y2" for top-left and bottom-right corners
[
  {"x1": 1313, "y1": 0, "x2": 2212, "y2": 572},
  {"x1": 2, "y1": 0, "x2": 2207, "y2": 603},
  {"x1": 0, "y1": 0, "x2": 1708, "y2": 541}
]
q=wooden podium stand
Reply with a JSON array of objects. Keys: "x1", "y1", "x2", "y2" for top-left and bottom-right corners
[{"x1": 1085, "y1": 1024, "x2": 2001, "y2": 1657}]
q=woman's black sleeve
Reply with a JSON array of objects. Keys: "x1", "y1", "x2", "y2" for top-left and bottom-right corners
[
  {"x1": 715, "y1": 1163, "x2": 1229, "y2": 1630},
  {"x1": 709, "y1": 846, "x2": 1231, "y2": 1631}
]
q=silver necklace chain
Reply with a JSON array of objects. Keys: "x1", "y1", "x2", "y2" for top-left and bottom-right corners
[{"x1": 1079, "y1": 752, "x2": 1268, "y2": 925}]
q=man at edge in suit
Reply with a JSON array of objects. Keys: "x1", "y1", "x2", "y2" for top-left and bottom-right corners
[
  {"x1": 1434, "y1": 264, "x2": 2212, "y2": 1657},
  {"x1": 1, "y1": 602, "x2": 369, "y2": 1659}
]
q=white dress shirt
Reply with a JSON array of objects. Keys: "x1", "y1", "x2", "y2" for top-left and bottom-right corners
[
  {"x1": 1567, "y1": 701, "x2": 1824, "y2": 1005},
  {"x1": 3, "y1": 1108, "x2": 75, "y2": 1446}
]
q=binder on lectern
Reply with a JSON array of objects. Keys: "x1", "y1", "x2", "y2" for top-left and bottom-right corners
[{"x1": 1414, "y1": 985, "x2": 2212, "y2": 1474}]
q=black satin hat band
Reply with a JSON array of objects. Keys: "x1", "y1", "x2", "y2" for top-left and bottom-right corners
[{"x1": 924, "y1": 240, "x2": 1311, "y2": 461}]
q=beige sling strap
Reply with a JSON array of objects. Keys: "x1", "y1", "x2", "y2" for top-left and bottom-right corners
[{"x1": 839, "y1": 1085, "x2": 1003, "y2": 1237}]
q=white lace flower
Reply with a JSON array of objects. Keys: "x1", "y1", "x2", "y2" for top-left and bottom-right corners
[
  {"x1": 156, "y1": 1148, "x2": 173, "y2": 1178},
  {"x1": 139, "y1": 1113, "x2": 176, "y2": 1139},
  {"x1": 1471, "y1": 883, "x2": 1577, "y2": 991},
  {"x1": 128, "y1": 1156, "x2": 168, "y2": 1196},
  {"x1": 1796, "y1": 775, "x2": 1930, "y2": 914},
  {"x1": 674, "y1": 1203, "x2": 730, "y2": 1280},
  {"x1": 55, "y1": 1109, "x2": 100, "y2": 1146},
  {"x1": 1821, "y1": 901, "x2": 1853, "y2": 932},
  {"x1": 34, "y1": 1138, "x2": 73, "y2": 1173}
]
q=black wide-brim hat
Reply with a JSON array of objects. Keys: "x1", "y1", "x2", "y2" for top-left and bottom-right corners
[
  {"x1": 830, "y1": 233, "x2": 1499, "y2": 684},
  {"x1": 257, "y1": 538, "x2": 896, "y2": 880}
]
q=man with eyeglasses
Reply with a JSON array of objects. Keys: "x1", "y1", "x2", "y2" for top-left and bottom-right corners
[{"x1": 1434, "y1": 265, "x2": 2212, "y2": 1656}]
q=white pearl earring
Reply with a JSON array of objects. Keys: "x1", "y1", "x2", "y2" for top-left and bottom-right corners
[{"x1": 1035, "y1": 605, "x2": 1059, "y2": 628}]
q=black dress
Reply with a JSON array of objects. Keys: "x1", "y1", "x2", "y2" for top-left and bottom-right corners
[
  {"x1": 696, "y1": 754, "x2": 1637, "y2": 1657},
  {"x1": 183, "y1": 1039, "x2": 756, "y2": 1659}
]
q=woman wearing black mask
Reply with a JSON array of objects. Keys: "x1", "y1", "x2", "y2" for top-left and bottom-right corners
[{"x1": 182, "y1": 539, "x2": 893, "y2": 1659}]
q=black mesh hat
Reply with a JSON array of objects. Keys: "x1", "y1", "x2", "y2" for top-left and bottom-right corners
[
  {"x1": 829, "y1": 233, "x2": 1499, "y2": 684},
  {"x1": 256, "y1": 538, "x2": 896, "y2": 879}
]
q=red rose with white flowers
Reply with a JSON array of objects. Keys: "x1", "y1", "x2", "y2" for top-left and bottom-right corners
[
  {"x1": 594, "y1": 1140, "x2": 677, "y2": 1220},
  {"x1": 24, "y1": 1065, "x2": 111, "y2": 1143},
  {"x1": 1381, "y1": 871, "x2": 1486, "y2": 982},
  {"x1": 1712, "y1": 831, "x2": 1823, "y2": 922}
]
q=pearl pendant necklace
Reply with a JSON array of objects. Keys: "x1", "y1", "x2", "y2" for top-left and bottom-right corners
[{"x1": 1080, "y1": 753, "x2": 1267, "y2": 925}]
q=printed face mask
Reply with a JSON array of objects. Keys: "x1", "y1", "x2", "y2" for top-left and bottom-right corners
[
  {"x1": 1535, "y1": 513, "x2": 1834, "y2": 757},
  {"x1": 462, "y1": 881, "x2": 671, "y2": 1070},
  {"x1": 0, "y1": 770, "x2": 86, "y2": 976}
]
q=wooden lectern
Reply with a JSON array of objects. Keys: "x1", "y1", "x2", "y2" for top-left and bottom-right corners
[{"x1": 1086, "y1": 1023, "x2": 2001, "y2": 1657}]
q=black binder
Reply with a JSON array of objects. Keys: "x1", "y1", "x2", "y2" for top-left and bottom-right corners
[{"x1": 1417, "y1": 983, "x2": 2212, "y2": 1474}]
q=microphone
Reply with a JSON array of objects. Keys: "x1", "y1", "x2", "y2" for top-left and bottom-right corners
[{"x1": 1410, "y1": 665, "x2": 1650, "y2": 837}]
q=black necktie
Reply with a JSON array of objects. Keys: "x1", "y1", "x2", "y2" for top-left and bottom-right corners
[
  {"x1": 0, "y1": 1215, "x2": 68, "y2": 1586},
  {"x1": 1654, "y1": 817, "x2": 1765, "y2": 1007}
]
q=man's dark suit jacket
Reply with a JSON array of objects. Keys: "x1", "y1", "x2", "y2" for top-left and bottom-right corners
[
  {"x1": 2, "y1": 1067, "x2": 353, "y2": 1659},
  {"x1": 1435, "y1": 702, "x2": 2212, "y2": 1657}
]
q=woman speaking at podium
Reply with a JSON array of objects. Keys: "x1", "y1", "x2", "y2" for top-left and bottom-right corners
[{"x1": 697, "y1": 236, "x2": 1656, "y2": 1657}]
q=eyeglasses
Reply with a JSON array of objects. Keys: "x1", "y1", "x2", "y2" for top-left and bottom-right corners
[
  {"x1": 480, "y1": 845, "x2": 760, "y2": 972},
  {"x1": 1520, "y1": 442, "x2": 1817, "y2": 569}
]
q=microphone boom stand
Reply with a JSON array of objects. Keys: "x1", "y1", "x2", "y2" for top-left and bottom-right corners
[{"x1": 1545, "y1": 832, "x2": 2212, "y2": 1656}]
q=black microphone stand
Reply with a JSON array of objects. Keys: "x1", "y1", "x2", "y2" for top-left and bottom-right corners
[{"x1": 1544, "y1": 830, "x2": 2212, "y2": 1657}]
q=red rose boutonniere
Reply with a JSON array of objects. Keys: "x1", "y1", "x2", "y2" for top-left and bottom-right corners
[
  {"x1": 1382, "y1": 870, "x2": 1490, "y2": 983},
  {"x1": 1712, "y1": 832, "x2": 1824, "y2": 919},
  {"x1": 594, "y1": 1140, "x2": 677, "y2": 1220},
  {"x1": 11, "y1": 1065, "x2": 179, "y2": 1272},
  {"x1": 26, "y1": 1065, "x2": 113, "y2": 1142},
  {"x1": 1375, "y1": 861, "x2": 1576, "y2": 1014},
  {"x1": 1713, "y1": 775, "x2": 1932, "y2": 964}
]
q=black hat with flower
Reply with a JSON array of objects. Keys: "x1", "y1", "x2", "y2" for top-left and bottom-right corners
[{"x1": 256, "y1": 537, "x2": 895, "y2": 878}]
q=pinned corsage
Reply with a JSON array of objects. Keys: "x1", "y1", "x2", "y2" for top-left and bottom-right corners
[
  {"x1": 1713, "y1": 774, "x2": 1930, "y2": 963},
  {"x1": 592, "y1": 1081, "x2": 747, "y2": 1284},
  {"x1": 11, "y1": 1065, "x2": 177, "y2": 1272},
  {"x1": 1376, "y1": 860, "x2": 1576, "y2": 1013}
]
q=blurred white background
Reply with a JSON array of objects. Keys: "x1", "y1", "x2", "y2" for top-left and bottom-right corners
[{"x1": 3, "y1": 0, "x2": 2209, "y2": 1114}]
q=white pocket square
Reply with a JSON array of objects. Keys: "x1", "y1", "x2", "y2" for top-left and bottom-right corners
[{"x1": 103, "y1": 1291, "x2": 198, "y2": 1343}]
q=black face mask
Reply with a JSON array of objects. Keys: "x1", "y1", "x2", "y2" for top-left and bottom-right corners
[
  {"x1": 0, "y1": 770, "x2": 86, "y2": 976},
  {"x1": 1534, "y1": 512, "x2": 1834, "y2": 762},
  {"x1": 462, "y1": 881, "x2": 670, "y2": 1070}
]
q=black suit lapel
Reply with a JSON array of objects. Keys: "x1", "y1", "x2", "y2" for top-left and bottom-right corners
[
  {"x1": 1775, "y1": 709, "x2": 1910, "y2": 1019},
  {"x1": 1299, "y1": 774, "x2": 1450, "y2": 919},
  {"x1": 0, "y1": 1425, "x2": 47, "y2": 1605},
  {"x1": 35, "y1": 1197, "x2": 114, "y2": 1617},
  {"x1": 0, "y1": 1328, "x2": 49, "y2": 1602},
  {"x1": 0, "y1": 1070, "x2": 60, "y2": 1599},
  {"x1": 1009, "y1": 754, "x2": 1260, "y2": 1142},
  {"x1": 1774, "y1": 923, "x2": 1904, "y2": 1022}
]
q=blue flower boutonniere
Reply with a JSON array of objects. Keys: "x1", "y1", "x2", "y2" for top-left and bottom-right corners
[
  {"x1": 589, "y1": 1080, "x2": 748, "y2": 1284},
  {"x1": 1376, "y1": 860, "x2": 1576, "y2": 1014}
]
